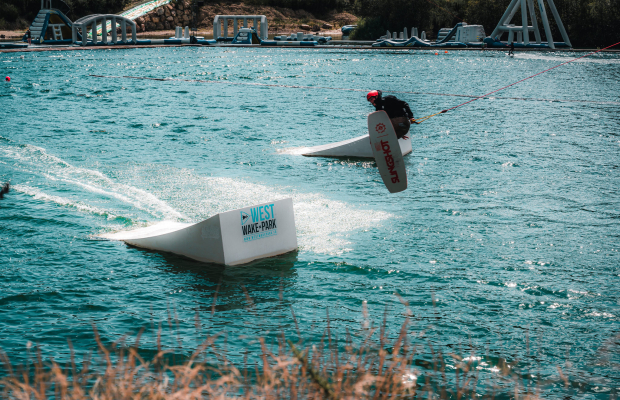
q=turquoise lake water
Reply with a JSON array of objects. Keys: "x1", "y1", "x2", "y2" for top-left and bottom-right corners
[{"x1": 1, "y1": 47, "x2": 619, "y2": 397}]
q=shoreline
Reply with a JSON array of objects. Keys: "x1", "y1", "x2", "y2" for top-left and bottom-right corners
[
  {"x1": 2, "y1": 30, "x2": 618, "y2": 53},
  {"x1": 2, "y1": 40, "x2": 618, "y2": 54},
  {"x1": 3, "y1": 30, "x2": 618, "y2": 54}
]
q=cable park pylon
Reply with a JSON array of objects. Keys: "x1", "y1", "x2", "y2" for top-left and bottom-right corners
[{"x1": 490, "y1": 0, "x2": 572, "y2": 49}]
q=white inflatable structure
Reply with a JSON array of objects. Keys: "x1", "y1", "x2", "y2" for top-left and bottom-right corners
[
  {"x1": 379, "y1": 27, "x2": 418, "y2": 41},
  {"x1": 213, "y1": 15, "x2": 268, "y2": 41},
  {"x1": 437, "y1": 23, "x2": 485, "y2": 44},
  {"x1": 102, "y1": 198, "x2": 297, "y2": 266},
  {"x1": 302, "y1": 134, "x2": 412, "y2": 158},
  {"x1": 490, "y1": 0, "x2": 571, "y2": 49},
  {"x1": 72, "y1": 14, "x2": 137, "y2": 45},
  {"x1": 26, "y1": 0, "x2": 74, "y2": 44}
]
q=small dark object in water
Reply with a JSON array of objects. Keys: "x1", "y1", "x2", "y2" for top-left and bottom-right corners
[{"x1": 0, "y1": 182, "x2": 9, "y2": 199}]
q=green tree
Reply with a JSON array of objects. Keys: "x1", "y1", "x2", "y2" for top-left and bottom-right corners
[
  {"x1": 350, "y1": 0, "x2": 463, "y2": 39},
  {"x1": 246, "y1": 0, "x2": 351, "y2": 15}
]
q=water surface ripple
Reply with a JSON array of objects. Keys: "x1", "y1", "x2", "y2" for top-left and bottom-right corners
[{"x1": 1, "y1": 48, "x2": 619, "y2": 396}]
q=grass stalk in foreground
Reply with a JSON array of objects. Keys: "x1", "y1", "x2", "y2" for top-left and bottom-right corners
[{"x1": 2, "y1": 299, "x2": 612, "y2": 399}]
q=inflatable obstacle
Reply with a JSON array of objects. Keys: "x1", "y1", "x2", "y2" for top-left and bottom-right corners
[
  {"x1": 227, "y1": 27, "x2": 319, "y2": 46},
  {"x1": 373, "y1": 35, "x2": 468, "y2": 48},
  {"x1": 262, "y1": 31, "x2": 319, "y2": 46},
  {"x1": 0, "y1": 43, "x2": 28, "y2": 49},
  {"x1": 489, "y1": 0, "x2": 572, "y2": 49},
  {"x1": 73, "y1": 14, "x2": 136, "y2": 46},
  {"x1": 25, "y1": 6, "x2": 74, "y2": 44},
  {"x1": 436, "y1": 23, "x2": 485, "y2": 45},
  {"x1": 232, "y1": 28, "x2": 262, "y2": 44},
  {"x1": 275, "y1": 32, "x2": 331, "y2": 44},
  {"x1": 302, "y1": 134, "x2": 412, "y2": 158},
  {"x1": 135, "y1": 38, "x2": 215, "y2": 45},
  {"x1": 214, "y1": 15, "x2": 268, "y2": 41},
  {"x1": 341, "y1": 25, "x2": 356, "y2": 39},
  {"x1": 373, "y1": 23, "x2": 485, "y2": 48},
  {"x1": 102, "y1": 198, "x2": 297, "y2": 266}
]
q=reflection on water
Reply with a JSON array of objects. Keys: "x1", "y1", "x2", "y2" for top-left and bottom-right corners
[{"x1": 155, "y1": 249, "x2": 298, "y2": 290}]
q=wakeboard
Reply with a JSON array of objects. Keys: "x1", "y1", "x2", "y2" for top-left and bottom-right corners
[{"x1": 368, "y1": 111, "x2": 407, "y2": 193}]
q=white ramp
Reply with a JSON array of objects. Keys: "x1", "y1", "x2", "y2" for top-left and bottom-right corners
[
  {"x1": 302, "y1": 134, "x2": 412, "y2": 158},
  {"x1": 102, "y1": 198, "x2": 297, "y2": 266}
]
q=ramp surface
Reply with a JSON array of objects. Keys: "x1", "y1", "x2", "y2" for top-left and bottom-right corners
[{"x1": 302, "y1": 133, "x2": 412, "y2": 158}]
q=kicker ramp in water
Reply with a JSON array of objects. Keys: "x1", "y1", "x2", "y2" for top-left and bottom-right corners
[
  {"x1": 102, "y1": 198, "x2": 297, "y2": 266},
  {"x1": 301, "y1": 134, "x2": 412, "y2": 158}
]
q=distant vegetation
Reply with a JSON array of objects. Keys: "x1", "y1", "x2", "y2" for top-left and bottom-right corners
[
  {"x1": 245, "y1": 0, "x2": 350, "y2": 15},
  {"x1": 349, "y1": 0, "x2": 620, "y2": 48},
  {"x1": 1, "y1": 0, "x2": 618, "y2": 47},
  {"x1": 231, "y1": 0, "x2": 620, "y2": 47}
]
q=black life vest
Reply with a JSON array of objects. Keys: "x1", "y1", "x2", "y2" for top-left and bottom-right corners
[{"x1": 374, "y1": 95, "x2": 413, "y2": 119}]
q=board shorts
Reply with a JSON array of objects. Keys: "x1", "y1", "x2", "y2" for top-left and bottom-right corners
[{"x1": 390, "y1": 116, "x2": 410, "y2": 139}]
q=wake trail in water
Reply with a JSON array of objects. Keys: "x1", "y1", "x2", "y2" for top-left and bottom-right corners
[
  {"x1": 13, "y1": 184, "x2": 121, "y2": 220},
  {"x1": 0, "y1": 138, "x2": 185, "y2": 221},
  {"x1": 0, "y1": 138, "x2": 392, "y2": 256},
  {"x1": 109, "y1": 164, "x2": 393, "y2": 255}
]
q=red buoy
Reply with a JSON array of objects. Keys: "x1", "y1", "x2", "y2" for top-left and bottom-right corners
[{"x1": 5, "y1": 76, "x2": 9, "y2": 82}]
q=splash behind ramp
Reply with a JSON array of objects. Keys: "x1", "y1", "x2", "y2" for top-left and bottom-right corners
[{"x1": 102, "y1": 198, "x2": 297, "y2": 266}]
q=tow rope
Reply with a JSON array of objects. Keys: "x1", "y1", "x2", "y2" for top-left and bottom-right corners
[
  {"x1": 411, "y1": 41, "x2": 620, "y2": 124},
  {"x1": 89, "y1": 74, "x2": 620, "y2": 106}
]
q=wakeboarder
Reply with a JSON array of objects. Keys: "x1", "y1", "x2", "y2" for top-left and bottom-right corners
[
  {"x1": 0, "y1": 182, "x2": 9, "y2": 199},
  {"x1": 366, "y1": 90, "x2": 414, "y2": 139}
]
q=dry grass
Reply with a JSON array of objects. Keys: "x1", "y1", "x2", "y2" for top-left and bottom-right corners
[{"x1": 0, "y1": 297, "x2": 589, "y2": 399}]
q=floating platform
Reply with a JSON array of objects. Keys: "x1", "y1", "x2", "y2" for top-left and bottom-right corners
[
  {"x1": 301, "y1": 134, "x2": 412, "y2": 158},
  {"x1": 137, "y1": 38, "x2": 215, "y2": 45},
  {"x1": 483, "y1": 37, "x2": 570, "y2": 48},
  {"x1": 102, "y1": 198, "x2": 297, "y2": 266},
  {"x1": 0, "y1": 43, "x2": 29, "y2": 49},
  {"x1": 231, "y1": 28, "x2": 262, "y2": 44},
  {"x1": 71, "y1": 38, "x2": 215, "y2": 46},
  {"x1": 275, "y1": 32, "x2": 331, "y2": 44},
  {"x1": 261, "y1": 40, "x2": 318, "y2": 46}
]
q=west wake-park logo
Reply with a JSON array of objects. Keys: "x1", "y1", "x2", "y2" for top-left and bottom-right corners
[{"x1": 240, "y1": 203, "x2": 277, "y2": 242}]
